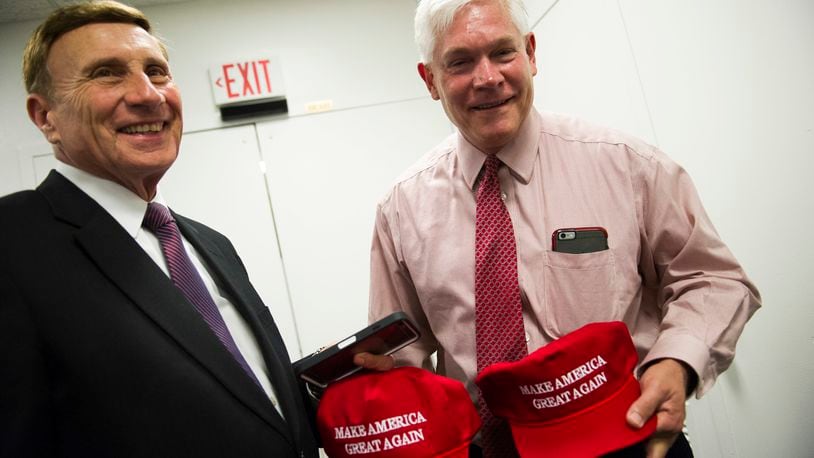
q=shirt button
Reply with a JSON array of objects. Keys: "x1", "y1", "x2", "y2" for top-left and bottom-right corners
[
  {"x1": 525, "y1": 332, "x2": 531, "y2": 343},
  {"x1": 501, "y1": 192, "x2": 508, "y2": 201}
]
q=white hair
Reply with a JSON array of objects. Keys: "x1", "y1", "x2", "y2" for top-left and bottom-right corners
[{"x1": 414, "y1": 0, "x2": 530, "y2": 63}]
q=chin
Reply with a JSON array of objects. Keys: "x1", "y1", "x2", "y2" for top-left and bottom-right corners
[{"x1": 481, "y1": 130, "x2": 517, "y2": 148}]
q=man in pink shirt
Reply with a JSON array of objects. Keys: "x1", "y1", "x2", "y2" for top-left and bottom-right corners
[{"x1": 360, "y1": 1, "x2": 760, "y2": 457}]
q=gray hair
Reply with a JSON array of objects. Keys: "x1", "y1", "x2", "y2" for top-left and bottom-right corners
[{"x1": 414, "y1": 0, "x2": 530, "y2": 64}]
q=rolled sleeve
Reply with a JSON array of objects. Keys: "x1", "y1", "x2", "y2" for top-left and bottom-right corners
[{"x1": 637, "y1": 150, "x2": 761, "y2": 397}]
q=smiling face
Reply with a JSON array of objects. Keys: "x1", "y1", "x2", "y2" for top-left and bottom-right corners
[
  {"x1": 27, "y1": 22, "x2": 182, "y2": 200},
  {"x1": 418, "y1": 1, "x2": 537, "y2": 154}
]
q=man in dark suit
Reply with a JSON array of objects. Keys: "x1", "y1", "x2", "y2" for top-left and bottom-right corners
[{"x1": 0, "y1": 2, "x2": 324, "y2": 456}]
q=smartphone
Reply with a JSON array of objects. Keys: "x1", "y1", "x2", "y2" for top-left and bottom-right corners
[
  {"x1": 552, "y1": 227, "x2": 609, "y2": 254},
  {"x1": 292, "y1": 312, "x2": 420, "y2": 388}
]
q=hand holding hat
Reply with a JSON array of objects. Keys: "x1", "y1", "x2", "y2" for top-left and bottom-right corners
[
  {"x1": 626, "y1": 358, "x2": 690, "y2": 458},
  {"x1": 475, "y1": 321, "x2": 657, "y2": 457}
]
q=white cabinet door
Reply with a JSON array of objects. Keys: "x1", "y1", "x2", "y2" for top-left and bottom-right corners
[{"x1": 256, "y1": 97, "x2": 453, "y2": 355}]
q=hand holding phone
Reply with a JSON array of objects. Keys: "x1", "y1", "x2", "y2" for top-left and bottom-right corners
[{"x1": 292, "y1": 312, "x2": 420, "y2": 388}]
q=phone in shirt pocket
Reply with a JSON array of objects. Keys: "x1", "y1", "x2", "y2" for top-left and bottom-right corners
[{"x1": 552, "y1": 227, "x2": 609, "y2": 254}]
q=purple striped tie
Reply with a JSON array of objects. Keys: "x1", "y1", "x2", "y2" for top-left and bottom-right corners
[{"x1": 142, "y1": 202, "x2": 261, "y2": 387}]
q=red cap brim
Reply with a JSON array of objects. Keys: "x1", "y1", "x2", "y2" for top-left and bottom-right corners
[{"x1": 508, "y1": 377, "x2": 657, "y2": 457}]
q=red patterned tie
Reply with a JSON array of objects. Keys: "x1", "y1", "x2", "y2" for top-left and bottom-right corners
[{"x1": 475, "y1": 155, "x2": 527, "y2": 457}]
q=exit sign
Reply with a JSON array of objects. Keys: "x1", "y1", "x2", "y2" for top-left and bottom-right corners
[{"x1": 209, "y1": 56, "x2": 286, "y2": 106}]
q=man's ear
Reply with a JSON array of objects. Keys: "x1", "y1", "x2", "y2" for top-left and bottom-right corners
[
  {"x1": 525, "y1": 32, "x2": 538, "y2": 77},
  {"x1": 27, "y1": 94, "x2": 59, "y2": 144},
  {"x1": 417, "y1": 62, "x2": 440, "y2": 100}
]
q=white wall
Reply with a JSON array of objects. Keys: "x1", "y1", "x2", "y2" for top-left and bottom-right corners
[
  {"x1": 0, "y1": 19, "x2": 49, "y2": 195},
  {"x1": 1, "y1": 0, "x2": 812, "y2": 456},
  {"x1": 533, "y1": 1, "x2": 814, "y2": 456}
]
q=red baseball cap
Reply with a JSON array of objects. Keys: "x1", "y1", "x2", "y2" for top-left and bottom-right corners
[
  {"x1": 475, "y1": 321, "x2": 656, "y2": 457},
  {"x1": 317, "y1": 366, "x2": 481, "y2": 457}
]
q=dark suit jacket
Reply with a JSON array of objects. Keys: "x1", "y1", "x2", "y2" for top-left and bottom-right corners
[{"x1": 0, "y1": 171, "x2": 319, "y2": 457}]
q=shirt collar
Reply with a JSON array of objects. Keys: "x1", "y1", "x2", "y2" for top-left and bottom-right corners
[
  {"x1": 55, "y1": 162, "x2": 168, "y2": 238},
  {"x1": 459, "y1": 108, "x2": 541, "y2": 190}
]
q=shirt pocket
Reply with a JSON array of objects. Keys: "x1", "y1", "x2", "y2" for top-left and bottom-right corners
[{"x1": 542, "y1": 249, "x2": 619, "y2": 337}]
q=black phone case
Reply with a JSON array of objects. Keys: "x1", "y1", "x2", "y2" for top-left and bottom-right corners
[
  {"x1": 552, "y1": 228, "x2": 609, "y2": 254},
  {"x1": 292, "y1": 311, "x2": 420, "y2": 387}
]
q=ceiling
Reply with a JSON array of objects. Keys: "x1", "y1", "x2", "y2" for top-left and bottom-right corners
[{"x1": 0, "y1": 0, "x2": 194, "y2": 24}]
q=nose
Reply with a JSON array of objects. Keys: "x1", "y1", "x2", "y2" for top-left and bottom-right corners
[
  {"x1": 473, "y1": 58, "x2": 504, "y2": 88},
  {"x1": 123, "y1": 73, "x2": 165, "y2": 108}
]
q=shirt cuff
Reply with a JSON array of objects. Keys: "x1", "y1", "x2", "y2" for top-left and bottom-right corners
[{"x1": 638, "y1": 332, "x2": 711, "y2": 398}]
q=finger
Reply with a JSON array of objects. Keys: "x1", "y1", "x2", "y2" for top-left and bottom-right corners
[
  {"x1": 654, "y1": 402, "x2": 685, "y2": 435},
  {"x1": 645, "y1": 433, "x2": 675, "y2": 458},
  {"x1": 353, "y1": 352, "x2": 395, "y2": 371},
  {"x1": 629, "y1": 359, "x2": 688, "y2": 431},
  {"x1": 626, "y1": 386, "x2": 663, "y2": 429}
]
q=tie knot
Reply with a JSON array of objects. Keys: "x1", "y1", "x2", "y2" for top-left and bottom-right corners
[
  {"x1": 142, "y1": 202, "x2": 174, "y2": 232},
  {"x1": 483, "y1": 155, "x2": 501, "y2": 178}
]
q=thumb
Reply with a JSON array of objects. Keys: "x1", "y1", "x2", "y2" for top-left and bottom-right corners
[
  {"x1": 353, "y1": 352, "x2": 395, "y2": 371},
  {"x1": 627, "y1": 388, "x2": 661, "y2": 429}
]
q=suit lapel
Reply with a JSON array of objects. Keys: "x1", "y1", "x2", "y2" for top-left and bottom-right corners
[
  {"x1": 38, "y1": 172, "x2": 291, "y2": 440},
  {"x1": 175, "y1": 215, "x2": 309, "y2": 445}
]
